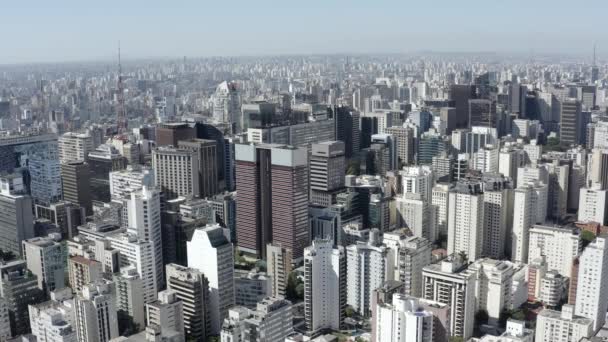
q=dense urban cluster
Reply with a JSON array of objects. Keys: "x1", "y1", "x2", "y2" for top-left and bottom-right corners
[{"x1": 0, "y1": 52, "x2": 606, "y2": 342}]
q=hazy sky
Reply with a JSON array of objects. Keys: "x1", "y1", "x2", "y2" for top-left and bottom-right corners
[{"x1": 2, "y1": 0, "x2": 607, "y2": 64}]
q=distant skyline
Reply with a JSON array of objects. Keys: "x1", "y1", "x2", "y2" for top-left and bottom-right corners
[{"x1": 2, "y1": 0, "x2": 608, "y2": 64}]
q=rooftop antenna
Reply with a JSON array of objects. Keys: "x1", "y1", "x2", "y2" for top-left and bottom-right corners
[
  {"x1": 594, "y1": 43, "x2": 597, "y2": 66},
  {"x1": 116, "y1": 41, "x2": 127, "y2": 134}
]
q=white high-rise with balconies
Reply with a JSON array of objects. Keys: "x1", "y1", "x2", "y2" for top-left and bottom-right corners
[
  {"x1": 575, "y1": 236, "x2": 608, "y2": 332},
  {"x1": 187, "y1": 224, "x2": 235, "y2": 335},
  {"x1": 346, "y1": 230, "x2": 393, "y2": 316},
  {"x1": 74, "y1": 280, "x2": 118, "y2": 342},
  {"x1": 511, "y1": 181, "x2": 548, "y2": 263},
  {"x1": 578, "y1": 187, "x2": 608, "y2": 225},
  {"x1": 528, "y1": 225, "x2": 581, "y2": 278},
  {"x1": 447, "y1": 181, "x2": 484, "y2": 262},
  {"x1": 126, "y1": 186, "x2": 163, "y2": 289},
  {"x1": 374, "y1": 294, "x2": 434, "y2": 342},
  {"x1": 58, "y1": 132, "x2": 93, "y2": 163}
]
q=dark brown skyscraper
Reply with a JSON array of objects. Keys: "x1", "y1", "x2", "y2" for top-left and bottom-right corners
[
  {"x1": 156, "y1": 123, "x2": 196, "y2": 147},
  {"x1": 450, "y1": 85, "x2": 477, "y2": 128},
  {"x1": 61, "y1": 161, "x2": 92, "y2": 215},
  {"x1": 235, "y1": 144, "x2": 309, "y2": 260}
]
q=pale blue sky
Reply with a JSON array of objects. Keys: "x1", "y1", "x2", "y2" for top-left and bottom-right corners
[{"x1": 2, "y1": 0, "x2": 607, "y2": 64}]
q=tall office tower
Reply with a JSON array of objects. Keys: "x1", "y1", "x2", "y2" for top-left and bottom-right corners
[
  {"x1": 440, "y1": 106, "x2": 458, "y2": 134},
  {"x1": 74, "y1": 280, "x2": 119, "y2": 342},
  {"x1": 178, "y1": 139, "x2": 219, "y2": 198},
  {"x1": 165, "y1": 263, "x2": 209, "y2": 341},
  {"x1": 61, "y1": 161, "x2": 92, "y2": 215},
  {"x1": 432, "y1": 153, "x2": 453, "y2": 181},
  {"x1": 233, "y1": 269, "x2": 270, "y2": 308},
  {"x1": 113, "y1": 266, "x2": 145, "y2": 329},
  {"x1": 346, "y1": 231, "x2": 392, "y2": 316},
  {"x1": 103, "y1": 233, "x2": 158, "y2": 304},
  {"x1": 417, "y1": 129, "x2": 445, "y2": 165},
  {"x1": 146, "y1": 290, "x2": 184, "y2": 340},
  {"x1": 58, "y1": 132, "x2": 93, "y2": 163},
  {"x1": 0, "y1": 183, "x2": 34, "y2": 257},
  {"x1": 517, "y1": 165, "x2": 549, "y2": 188},
  {"x1": 464, "y1": 126, "x2": 497, "y2": 154},
  {"x1": 528, "y1": 225, "x2": 581, "y2": 277},
  {"x1": 581, "y1": 85, "x2": 597, "y2": 109},
  {"x1": 431, "y1": 183, "x2": 450, "y2": 239},
  {"x1": 374, "y1": 294, "x2": 434, "y2": 342},
  {"x1": 235, "y1": 144, "x2": 309, "y2": 260},
  {"x1": 447, "y1": 180, "x2": 484, "y2": 262},
  {"x1": 385, "y1": 126, "x2": 415, "y2": 166},
  {"x1": 383, "y1": 232, "x2": 432, "y2": 297},
  {"x1": 591, "y1": 122, "x2": 608, "y2": 149},
  {"x1": 309, "y1": 141, "x2": 346, "y2": 206},
  {"x1": 575, "y1": 236, "x2": 608, "y2": 332},
  {"x1": 108, "y1": 166, "x2": 154, "y2": 200},
  {"x1": 468, "y1": 259, "x2": 514, "y2": 324},
  {"x1": 152, "y1": 146, "x2": 200, "y2": 199},
  {"x1": 304, "y1": 239, "x2": 346, "y2": 333},
  {"x1": 187, "y1": 224, "x2": 235, "y2": 335},
  {"x1": 87, "y1": 144, "x2": 127, "y2": 202},
  {"x1": 155, "y1": 123, "x2": 196, "y2": 147},
  {"x1": 558, "y1": 98, "x2": 582, "y2": 146},
  {"x1": 68, "y1": 256, "x2": 102, "y2": 293},
  {"x1": 221, "y1": 297, "x2": 293, "y2": 342},
  {"x1": 22, "y1": 236, "x2": 65, "y2": 294},
  {"x1": 0, "y1": 131, "x2": 57, "y2": 174},
  {"x1": 588, "y1": 149, "x2": 608, "y2": 189},
  {"x1": 468, "y1": 99, "x2": 497, "y2": 128},
  {"x1": 511, "y1": 182, "x2": 549, "y2": 262},
  {"x1": 473, "y1": 144, "x2": 499, "y2": 173},
  {"x1": 544, "y1": 162, "x2": 570, "y2": 220},
  {"x1": 523, "y1": 140, "x2": 542, "y2": 164},
  {"x1": 266, "y1": 242, "x2": 292, "y2": 299},
  {"x1": 212, "y1": 81, "x2": 241, "y2": 132},
  {"x1": 372, "y1": 134, "x2": 398, "y2": 171},
  {"x1": 28, "y1": 152, "x2": 62, "y2": 205},
  {"x1": 450, "y1": 85, "x2": 477, "y2": 128},
  {"x1": 126, "y1": 186, "x2": 163, "y2": 289},
  {"x1": 35, "y1": 201, "x2": 85, "y2": 238},
  {"x1": 482, "y1": 174, "x2": 511, "y2": 259},
  {"x1": 509, "y1": 81, "x2": 527, "y2": 116},
  {"x1": 29, "y1": 289, "x2": 77, "y2": 342},
  {"x1": 0, "y1": 260, "x2": 44, "y2": 336},
  {"x1": 109, "y1": 137, "x2": 140, "y2": 165},
  {"x1": 568, "y1": 164, "x2": 586, "y2": 212},
  {"x1": 333, "y1": 106, "x2": 361, "y2": 159},
  {"x1": 400, "y1": 165, "x2": 434, "y2": 202},
  {"x1": 422, "y1": 256, "x2": 476, "y2": 340},
  {"x1": 223, "y1": 137, "x2": 236, "y2": 191},
  {"x1": 536, "y1": 305, "x2": 593, "y2": 342},
  {"x1": 578, "y1": 187, "x2": 608, "y2": 225},
  {"x1": 396, "y1": 193, "x2": 431, "y2": 240}
]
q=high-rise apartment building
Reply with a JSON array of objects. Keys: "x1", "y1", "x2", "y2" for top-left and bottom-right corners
[
  {"x1": 58, "y1": 132, "x2": 93, "y2": 163},
  {"x1": 511, "y1": 181, "x2": 548, "y2": 263},
  {"x1": 447, "y1": 180, "x2": 484, "y2": 262},
  {"x1": 68, "y1": 256, "x2": 102, "y2": 293},
  {"x1": 422, "y1": 256, "x2": 476, "y2": 340},
  {"x1": 165, "y1": 263, "x2": 209, "y2": 341},
  {"x1": 74, "y1": 280, "x2": 119, "y2": 342},
  {"x1": 468, "y1": 258, "x2": 515, "y2": 324},
  {"x1": 374, "y1": 294, "x2": 434, "y2": 342},
  {"x1": 528, "y1": 225, "x2": 581, "y2": 277},
  {"x1": 0, "y1": 183, "x2": 34, "y2": 256},
  {"x1": 108, "y1": 166, "x2": 154, "y2": 200},
  {"x1": 235, "y1": 144, "x2": 309, "y2": 259},
  {"x1": 578, "y1": 187, "x2": 608, "y2": 225},
  {"x1": 187, "y1": 224, "x2": 235, "y2": 335},
  {"x1": 152, "y1": 146, "x2": 200, "y2": 199},
  {"x1": 304, "y1": 239, "x2": 346, "y2": 334},
  {"x1": 266, "y1": 242, "x2": 292, "y2": 299},
  {"x1": 575, "y1": 235, "x2": 608, "y2": 332},
  {"x1": 385, "y1": 126, "x2": 415, "y2": 166},
  {"x1": 0, "y1": 260, "x2": 44, "y2": 336},
  {"x1": 536, "y1": 305, "x2": 592, "y2": 342},
  {"x1": 346, "y1": 231, "x2": 392, "y2": 316},
  {"x1": 146, "y1": 289, "x2": 184, "y2": 340},
  {"x1": 383, "y1": 232, "x2": 432, "y2": 298},
  {"x1": 113, "y1": 266, "x2": 145, "y2": 329},
  {"x1": 23, "y1": 236, "x2": 65, "y2": 294},
  {"x1": 28, "y1": 288, "x2": 77, "y2": 342}
]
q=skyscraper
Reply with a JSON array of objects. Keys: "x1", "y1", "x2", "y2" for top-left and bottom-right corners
[
  {"x1": 178, "y1": 139, "x2": 220, "y2": 198},
  {"x1": 61, "y1": 161, "x2": 92, "y2": 215},
  {"x1": 0, "y1": 182, "x2": 34, "y2": 257},
  {"x1": 447, "y1": 180, "x2": 484, "y2": 262},
  {"x1": 309, "y1": 141, "x2": 346, "y2": 206},
  {"x1": 235, "y1": 144, "x2": 309, "y2": 260},
  {"x1": 22, "y1": 236, "x2": 65, "y2": 294},
  {"x1": 74, "y1": 280, "x2": 119, "y2": 342},
  {"x1": 304, "y1": 239, "x2": 346, "y2": 334},
  {"x1": 449, "y1": 84, "x2": 477, "y2": 128},
  {"x1": 575, "y1": 235, "x2": 608, "y2": 332},
  {"x1": 152, "y1": 146, "x2": 200, "y2": 199},
  {"x1": 187, "y1": 224, "x2": 235, "y2": 335},
  {"x1": 559, "y1": 98, "x2": 582, "y2": 146}
]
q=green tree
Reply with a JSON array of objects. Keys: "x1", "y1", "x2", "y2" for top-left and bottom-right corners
[
  {"x1": 286, "y1": 271, "x2": 303, "y2": 301},
  {"x1": 345, "y1": 305, "x2": 355, "y2": 318},
  {"x1": 117, "y1": 310, "x2": 140, "y2": 336},
  {"x1": 475, "y1": 309, "x2": 489, "y2": 325},
  {"x1": 449, "y1": 337, "x2": 465, "y2": 342},
  {"x1": 346, "y1": 159, "x2": 360, "y2": 175},
  {"x1": 581, "y1": 230, "x2": 596, "y2": 247},
  {"x1": 458, "y1": 251, "x2": 468, "y2": 263}
]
